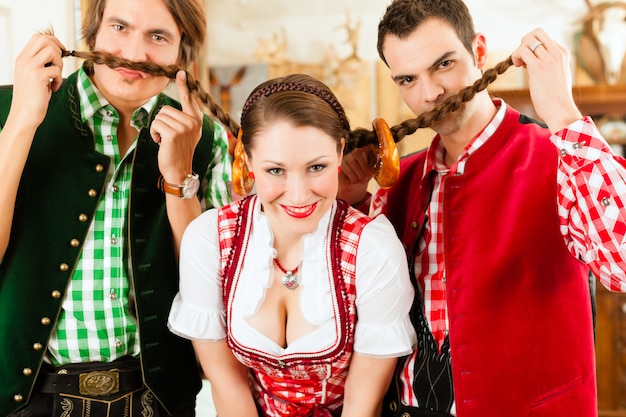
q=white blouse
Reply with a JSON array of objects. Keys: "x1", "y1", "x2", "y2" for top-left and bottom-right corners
[{"x1": 168, "y1": 199, "x2": 416, "y2": 358}]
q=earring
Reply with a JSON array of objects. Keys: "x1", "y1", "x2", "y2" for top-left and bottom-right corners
[
  {"x1": 232, "y1": 130, "x2": 255, "y2": 196},
  {"x1": 338, "y1": 166, "x2": 342, "y2": 174}
]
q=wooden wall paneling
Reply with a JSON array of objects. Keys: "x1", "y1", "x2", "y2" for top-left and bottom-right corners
[{"x1": 596, "y1": 284, "x2": 626, "y2": 417}]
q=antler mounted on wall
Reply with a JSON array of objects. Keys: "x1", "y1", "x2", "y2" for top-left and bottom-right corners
[
  {"x1": 575, "y1": 0, "x2": 626, "y2": 85},
  {"x1": 209, "y1": 66, "x2": 247, "y2": 114}
]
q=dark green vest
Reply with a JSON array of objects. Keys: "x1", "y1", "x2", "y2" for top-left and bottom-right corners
[{"x1": 0, "y1": 71, "x2": 214, "y2": 415}]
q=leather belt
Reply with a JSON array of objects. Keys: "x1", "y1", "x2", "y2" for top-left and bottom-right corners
[{"x1": 38, "y1": 361, "x2": 143, "y2": 397}]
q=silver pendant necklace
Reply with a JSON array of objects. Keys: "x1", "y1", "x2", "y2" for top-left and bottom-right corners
[{"x1": 273, "y1": 258, "x2": 299, "y2": 290}]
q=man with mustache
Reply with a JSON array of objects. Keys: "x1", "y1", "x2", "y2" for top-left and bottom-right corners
[{"x1": 0, "y1": 0, "x2": 231, "y2": 416}]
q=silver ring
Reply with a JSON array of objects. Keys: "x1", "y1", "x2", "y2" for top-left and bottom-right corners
[{"x1": 530, "y1": 40, "x2": 543, "y2": 53}]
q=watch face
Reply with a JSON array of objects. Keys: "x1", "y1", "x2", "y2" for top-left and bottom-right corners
[{"x1": 181, "y1": 175, "x2": 200, "y2": 199}]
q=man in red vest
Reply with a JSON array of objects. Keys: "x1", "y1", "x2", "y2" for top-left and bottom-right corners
[{"x1": 339, "y1": 0, "x2": 626, "y2": 416}]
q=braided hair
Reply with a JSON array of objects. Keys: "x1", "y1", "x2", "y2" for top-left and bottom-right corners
[{"x1": 60, "y1": 49, "x2": 514, "y2": 154}]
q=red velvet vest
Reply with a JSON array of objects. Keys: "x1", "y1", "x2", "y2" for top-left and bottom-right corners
[{"x1": 385, "y1": 107, "x2": 595, "y2": 417}]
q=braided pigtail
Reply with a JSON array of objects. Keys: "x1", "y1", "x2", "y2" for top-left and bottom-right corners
[
  {"x1": 63, "y1": 49, "x2": 241, "y2": 136},
  {"x1": 62, "y1": 49, "x2": 514, "y2": 156},
  {"x1": 60, "y1": 49, "x2": 515, "y2": 190}
]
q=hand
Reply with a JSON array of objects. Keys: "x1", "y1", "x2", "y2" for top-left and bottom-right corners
[
  {"x1": 510, "y1": 28, "x2": 582, "y2": 133},
  {"x1": 338, "y1": 144, "x2": 377, "y2": 205},
  {"x1": 151, "y1": 70, "x2": 204, "y2": 183},
  {"x1": 9, "y1": 33, "x2": 64, "y2": 131}
]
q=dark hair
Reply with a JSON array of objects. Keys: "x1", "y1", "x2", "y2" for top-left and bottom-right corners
[
  {"x1": 377, "y1": 0, "x2": 476, "y2": 66},
  {"x1": 81, "y1": 0, "x2": 206, "y2": 69},
  {"x1": 239, "y1": 74, "x2": 348, "y2": 155}
]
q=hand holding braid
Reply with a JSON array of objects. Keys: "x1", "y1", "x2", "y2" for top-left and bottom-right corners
[{"x1": 60, "y1": 49, "x2": 514, "y2": 188}]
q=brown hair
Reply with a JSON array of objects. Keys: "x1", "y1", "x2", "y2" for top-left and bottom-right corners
[
  {"x1": 377, "y1": 0, "x2": 476, "y2": 66},
  {"x1": 239, "y1": 74, "x2": 348, "y2": 155},
  {"x1": 81, "y1": 0, "x2": 206, "y2": 69}
]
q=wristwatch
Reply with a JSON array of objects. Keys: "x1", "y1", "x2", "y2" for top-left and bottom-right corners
[{"x1": 158, "y1": 173, "x2": 200, "y2": 199}]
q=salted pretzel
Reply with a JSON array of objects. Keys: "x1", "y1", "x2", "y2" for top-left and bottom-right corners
[
  {"x1": 372, "y1": 118, "x2": 400, "y2": 189},
  {"x1": 232, "y1": 130, "x2": 255, "y2": 196}
]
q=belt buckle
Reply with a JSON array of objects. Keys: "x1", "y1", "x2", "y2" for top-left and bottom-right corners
[{"x1": 79, "y1": 370, "x2": 120, "y2": 396}]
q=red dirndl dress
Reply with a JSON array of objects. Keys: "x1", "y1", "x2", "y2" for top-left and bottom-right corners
[{"x1": 217, "y1": 196, "x2": 372, "y2": 417}]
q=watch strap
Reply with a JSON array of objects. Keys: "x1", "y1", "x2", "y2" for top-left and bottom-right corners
[{"x1": 158, "y1": 176, "x2": 183, "y2": 197}]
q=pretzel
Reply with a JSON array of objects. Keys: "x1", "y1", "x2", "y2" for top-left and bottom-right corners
[
  {"x1": 372, "y1": 118, "x2": 400, "y2": 189},
  {"x1": 232, "y1": 130, "x2": 255, "y2": 196}
]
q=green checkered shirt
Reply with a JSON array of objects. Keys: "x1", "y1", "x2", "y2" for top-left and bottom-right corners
[{"x1": 46, "y1": 67, "x2": 232, "y2": 365}]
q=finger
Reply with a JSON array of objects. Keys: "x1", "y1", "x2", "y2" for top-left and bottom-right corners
[
  {"x1": 150, "y1": 118, "x2": 169, "y2": 144},
  {"x1": 44, "y1": 61, "x2": 63, "y2": 92},
  {"x1": 340, "y1": 160, "x2": 360, "y2": 183},
  {"x1": 45, "y1": 43, "x2": 66, "y2": 69},
  {"x1": 41, "y1": 32, "x2": 67, "y2": 53},
  {"x1": 31, "y1": 33, "x2": 66, "y2": 70},
  {"x1": 355, "y1": 145, "x2": 379, "y2": 171},
  {"x1": 36, "y1": 38, "x2": 65, "y2": 91},
  {"x1": 529, "y1": 40, "x2": 545, "y2": 55},
  {"x1": 176, "y1": 70, "x2": 202, "y2": 117},
  {"x1": 341, "y1": 147, "x2": 376, "y2": 182},
  {"x1": 150, "y1": 126, "x2": 162, "y2": 144},
  {"x1": 511, "y1": 28, "x2": 544, "y2": 67},
  {"x1": 150, "y1": 109, "x2": 192, "y2": 144},
  {"x1": 153, "y1": 106, "x2": 194, "y2": 136}
]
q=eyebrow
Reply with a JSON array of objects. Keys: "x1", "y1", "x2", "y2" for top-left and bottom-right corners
[
  {"x1": 261, "y1": 155, "x2": 333, "y2": 166},
  {"x1": 105, "y1": 16, "x2": 177, "y2": 40},
  {"x1": 391, "y1": 50, "x2": 456, "y2": 83}
]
